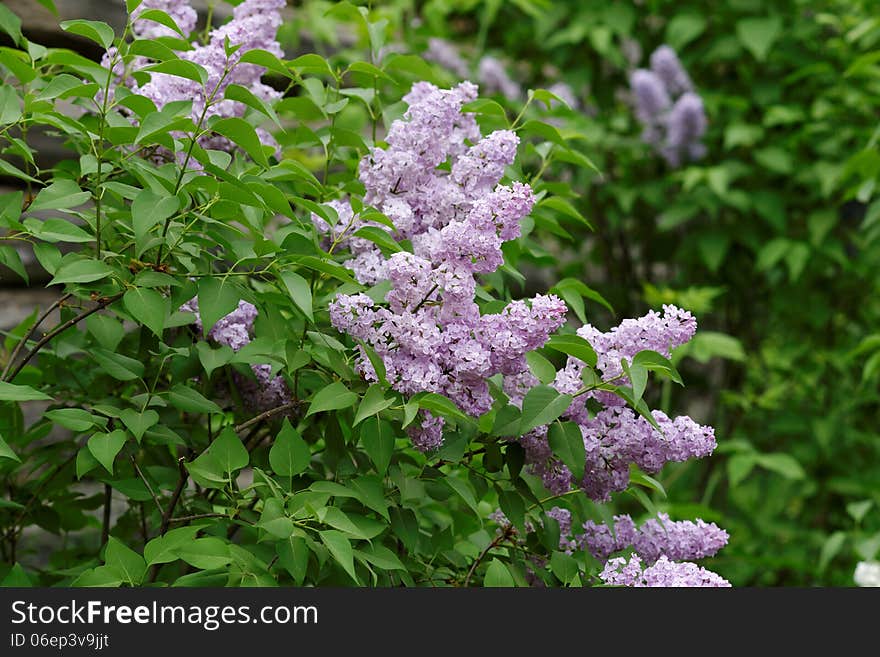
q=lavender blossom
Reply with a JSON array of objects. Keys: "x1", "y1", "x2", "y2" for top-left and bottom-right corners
[
  {"x1": 180, "y1": 297, "x2": 291, "y2": 412},
  {"x1": 600, "y1": 555, "x2": 730, "y2": 587},
  {"x1": 629, "y1": 46, "x2": 707, "y2": 167},
  {"x1": 578, "y1": 513, "x2": 729, "y2": 563},
  {"x1": 477, "y1": 56, "x2": 521, "y2": 101},
  {"x1": 650, "y1": 45, "x2": 693, "y2": 96},
  {"x1": 516, "y1": 305, "x2": 715, "y2": 502},
  {"x1": 424, "y1": 38, "x2": 470, "y2": 79},
  {"x1": 328, "y1": 82, "x2": 567, "y2": 450},
  {"x1": 109, "y1": 0, "x2": 285, "y2": 162}
]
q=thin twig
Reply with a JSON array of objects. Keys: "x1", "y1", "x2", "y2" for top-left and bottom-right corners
[
  {"x1": 1, "y1": 293, "x2": 71, "y2": 380},
  {"x1": 167, "y1": 513, "x2": 229, "y2": 523},
  {"x1": 130, "y1": 455, "x2": 164, "y2": 517},
  {"x1": 234, "y1": 400, "x2": 300, "y2": 434},
  {"x1": 463, "y1": 529, "x2": 513, "y2": 587},
  {"x1": 100, "y1": 484, "x2": 112, "y2": 547},
  {"x1": 158, "y1": 457, "x2": 188, "y2": 536},
  {"x1": 5, "y1": 292, "x2": 124, "y2": 382}
]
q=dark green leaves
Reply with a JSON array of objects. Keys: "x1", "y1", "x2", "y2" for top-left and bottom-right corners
[
  {"x1": 306, "y1": 381, "x2": 357, "y2": 416},
  {"x1": 210, "y1": 117, "x2": 270, "y2": 167},
  {"x1": 59, "y1": 19, "x2": 114, "y2": 50},
  {"x1": 548, "y1": 421, "x2": 586, "y2": 481},
  {"x1": 269, "y1": 419, "x2": 310, "y2": 477},
  {"x1": 123, "y1": 287, "x2": 167, "y2": 338},
  {"x1": 88, "y1": 430, "x2": 127, "y2": 474},
  {"x1": 197, "y1": 277, "x2": 241, "y2": 335},
  {"x1": 544, "y1": 335, "x2": 598, "y2": 367},
  {"x1": 131, "y1": 189, "x2": 179, "y2": 256},
  {"x1": 280, "y1": 271, "x2": 313, "y2": 322},
  {"x1": 519, "y1": 385, "x2": 573, "y2": 435}
]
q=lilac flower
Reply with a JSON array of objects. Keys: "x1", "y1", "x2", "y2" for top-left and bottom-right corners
[
  {"x1": 107, "y1": 0, "x2": 285, "y2": 161},
  {"x1": 516, "y1": 305, "x2": 715, "y2": 502},
  {"x1": 600, "y1": 555, "x2": 730, "y2": 587},
  {"x1": 328, "y1": 82, "x2": 567, "y2": 450},
  {"x1": 477, "y1": 56, "x2": 521, "y2": 101},
  {"x1": 424, "y1": 38, "x2": 470, "y2": 79},
  {"x1": 650, "y1": 45, "x2": 693, "y2": 96},
  {"x1": 629, "y1": 45, "x2": 707, "y2": 167},
  {"x1": 578, "y1": 513, "x2": 729, "y2": 563},
  {"x1": 662, "y1": 92, "x2": 708, "y2": 167},
  {"x1": 180, "y1": 297, "x2": 291, "y2": 412}
]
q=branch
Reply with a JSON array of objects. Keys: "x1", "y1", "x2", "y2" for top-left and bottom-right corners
[
  {"x1": 234, "y1": 400, "x2": 300, "y2": 434},
  {"x1": 5, "y1": 291, "x2": 124, "y2": 382},
  {"x1": 130, "y1": 455, "x2": 164, "y2": 518},
  {"x1": 463, "y1": 529, "x2": 514, "y2": 587},
  {"x1": 167, "y1": 513, "x2": 230, "y2": 523},
  {"x1": 159, "y1": 457, "x2": 187, "y2": 536},
  {"x1": 100, "y1": 483, "x2": 112, "y2": 547},
  {"x1": 1, "y1": 293, "x2": 71, "y2": 380}
]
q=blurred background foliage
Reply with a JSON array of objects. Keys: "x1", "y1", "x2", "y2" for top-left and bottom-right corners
[{"x1": 285, "y1": 0, "x2": 880, "y2": 585}]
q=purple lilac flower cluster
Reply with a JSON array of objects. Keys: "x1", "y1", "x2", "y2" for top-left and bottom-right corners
[
  {"x1": 600, "y1": 555, "x2": 730, "y2": 587},
  {"x1": 577, "y1": 513, "x2": 728, "y2": 563},
  {"x1": 630, "y1": 45, "x2": 707, "y2": 167},
  {"x1": 180, "y1": 297, "x2": 291, "y2": 411},
  {"x1": 327, "y1": 82, "x2": 567, "y2": 450},
  {"x1": 104, "y1": 0, "x2": 285, "y2": 158},
  {"x1": 509, "y1": 305, "x2": 715, "y2": 502}
]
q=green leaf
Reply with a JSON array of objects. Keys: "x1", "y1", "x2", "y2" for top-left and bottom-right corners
[
  {"x1": 0, "y1": 5, "x2": 23, "y2": 45},
  {"x1": 484, "y1": 558, "x2": 515, "y2": 587},
  {"x1": 29, "y1": 180, "x2": 90, "y2": 211},
  {"x1": 360, "y1": 417, "x2": 395, "y2": 475},
  {"x1": 414, "y1": 392, "x2": 470, "y2": 422},
  {"x1": 208, "y1": 426, "x2": 248, "y2": 474},
  {"x1": 544, "y1": 335, "x2": 598, "y2": 367},
  {"x1": 197, "y1": 277, "x2": 241, "y2": 335},
  {"x1": 60, "y1": 19, "x2": 115, "y2": 50},
  {"x1": 269, "y1": 419, "x2": 310, "y2": 477},
  {"x1": 727, "y1": 453, "x2": 756, "y2": 487},
  {"x1": 92, "y1": 348, "x2": 145, "y2": 381},
  {"x1": 210, "y1": 117, "x2": 270, "y2": 167},
  {"x1": 665, "y1": 14, "x2": 707, "y2": 50},
  {"x1": 88, "y1": 429, "x2": 128, "y2": 474},
  {"x1": 224, "y1": 83, "x2": 281, "y2": 127},
  {"x1": 818, "y1": 532, "x2": 846, "y2": 574},
  {"x1": 353, "y1": 384, "x2": 393, "y2": 426},
  {"x1": 550, "y1": 551, "x2": 579, "y2": 585},
  {"x1": 132, "y1": 189, "x2": 179, "y2": 256},
  {"x1": 632, "y1": 350, "x2": 684, "y2": 385},
  {"x1": 0, "y1": 381, "x2": 51, "y2": 401},
  {"x1": 443, "y1": 475, "x2": 480, "y2": 515},
  {"x1": 352, "y1": 226, "x2": 401, "y2": 255},
  {"x1": 119, "y1": 409, "x2": 159, "y2": 442},
  {"x1": 104, "y1": 536, "x2": 146, "y2": 586},
  {"x1": 142, "y1": 59, "x2": 207, "y2": 85},
  {"x1": 123, "y1": 287, "x2": 167, "y2": 338},
  {"x1": 175, "y1": 537, "x2": 232, "y2": 570},
  {"x1": 280, "y1": 271, "x2": 313, "y2": 322},
  {"x1": 1, "y1": 563, "x2": 32, "y2": 587},
  {"x1": 319, "y1": 530, "x2": 358, "y2": 583},
  {"x1": 136, "y1": 8, "x2": 187, "y2": 37},
  {"x1": 195, "y1": 342, "x2": 233, "y2": 379},
  {"x1": 49, "y1": 259, "x2": 113, "y2": 285},
  {"x1": 519, "y1": 385, "x2": 573, "y2": 435},
  {"x1": 144, "y1": 526, "x2": 200, "y2": 566},
  {"x1": 86, "y1": 313, "x2": 124, "y2": 351},
  {"x1": 44, "y1": 408, "x2": 103, "y2": 432},
  {"x1": 27, "y1": 219, "x2": 93, "y2": 243},
  {"x1": 356, "y1": 544, "x2": 405, "y2": 572},
  {"x1": 526, "y1": 351, "x2": 557, "y2": 384},
  {"x1": 736, "y1": 17, "x2": 783, "y2": 61},
  {"x1": 167, "y1": 384, "x2": 222, "y2": 414},
  {"x1": 547, "y1": 421, "x2": 585, "y2": 481},
  {"x1": 754, "y1": 453, "x2": 805, "y2": 480},
  {"x1": 277, "y1": 535, "x2": 310, "y2": 584},
  {"x1": 306, "y1": 381, "x2": 357, "y2": 416},
  {"x1": 0, "y1": 434, "x2": 21, "y2": 462}
]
